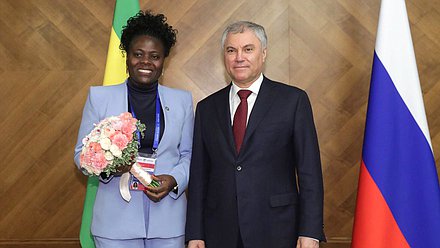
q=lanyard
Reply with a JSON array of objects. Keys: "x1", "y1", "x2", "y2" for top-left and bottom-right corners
[{"x1": 128, "y1": 89, "x2": 161, "y2": 152}]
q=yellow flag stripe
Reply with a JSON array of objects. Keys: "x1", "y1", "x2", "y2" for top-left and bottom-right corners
[{"x1": 103, "y1": 28, "x2": 128, "y2": 86}]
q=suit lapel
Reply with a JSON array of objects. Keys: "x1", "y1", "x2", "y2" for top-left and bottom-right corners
[
  {"x1": 106, "y1": 81, "x2": 128, "y2": 118},
  {"x1": 241, "y1": 77, "x2": 276, "y2": 150},
  {"x1": 156, "y1": 85, "x2": 168, "y2": 157},
  {"x1": 214, "y1": 84, "x2": 236, "y2": 154}
]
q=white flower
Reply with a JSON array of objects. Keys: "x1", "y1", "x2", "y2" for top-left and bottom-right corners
[
  {"x1": 89, "y1": 133, "x2": 99, "y2": 142},
  {"x1": 110, "y1": 144, "x2": 122, "y2": 158},
  {"x1": 82, "y1": 136, "x2": 89, "y2": 145},
  {"x1": 99, "y1": 137, "x2": 111, "y2": 150},
  {"x1": 104, "y1": 151, "x2": 114, "y2": 161}
]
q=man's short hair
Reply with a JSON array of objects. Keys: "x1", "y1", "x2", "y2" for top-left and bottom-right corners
[{"x1": 221, "y1": 21, "x2": 267, "y2": 50}]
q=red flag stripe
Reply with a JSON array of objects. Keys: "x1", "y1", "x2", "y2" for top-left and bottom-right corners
[{"x1": 351, "y1": 161, "x2": 409, "y2": 248}]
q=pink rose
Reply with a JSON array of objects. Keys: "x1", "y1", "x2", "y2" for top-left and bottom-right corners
[
  {"x1": 91, "y1": 150, "x2": 108, "y2": 171},
  {"x1": 110, "y1": 131, "x2": 130, "y2": 150},
  {"x1": 119, "y1": 112, "x2": 133, "y2": 120},
  {"x1": 119, "y1": 112, "x2": 138, "y2": 125},
  {"x1": 89, "y1": 142, "x2": 102, "y2": 153},
  {"x1": 112, "y1": 119, "x2": 123, "y2": 130},
  {"x1": 80, "y1": 152, "x2": 90, "y2": 166},
  {"x1": 121, "y1": 120, "x2": 136, "y2": 135},
  {"x1": 125, "y1": 132, "x2": 133, "y2": 141}
]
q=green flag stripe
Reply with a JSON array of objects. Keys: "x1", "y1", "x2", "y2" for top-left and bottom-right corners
[
  {"x1": 113, "y1": 0, "x2": 140, "y2": 39},
  {"x1": 79, "y1": 177, "x2": 99, "y2": 248}
]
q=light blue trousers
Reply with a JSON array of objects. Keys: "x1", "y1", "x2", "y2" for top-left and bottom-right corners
[
  {"x1": 94, "y1": 191, "x2": 185, "y2": 248},
  {"x1": 94, "y1": 235, "x2": 185, "y2": 248}
]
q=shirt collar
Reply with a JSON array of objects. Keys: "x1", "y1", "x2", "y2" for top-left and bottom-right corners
[{"x1": 231, "y1": 73, "x2": 264, "y2": 97}]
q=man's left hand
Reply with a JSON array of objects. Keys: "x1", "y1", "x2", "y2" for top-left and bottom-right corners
[
  {"x1": 144, "y1": 174, "x2": 177, "y2": 202},
  {"x1": 296, "y1": 237, "x2": 319, "y2": 248}
]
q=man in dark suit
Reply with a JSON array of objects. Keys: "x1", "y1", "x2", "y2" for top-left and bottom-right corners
[{"x1": 186, "y1": 21, "x2": 325, "y2": 248}]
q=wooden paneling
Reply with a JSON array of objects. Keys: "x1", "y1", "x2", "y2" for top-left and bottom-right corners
[{"x1": 1, "y1": 0, "x2": 439, "y2": 246}]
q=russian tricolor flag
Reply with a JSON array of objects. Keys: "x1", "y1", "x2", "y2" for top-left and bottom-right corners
[{"x1": 352, "y1": 0, "x2": 440, "y2": 247}]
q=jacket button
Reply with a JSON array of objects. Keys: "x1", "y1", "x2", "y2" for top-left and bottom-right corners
[{"x1": 236, "y1": 165, "x2": 242, "y2": 171}]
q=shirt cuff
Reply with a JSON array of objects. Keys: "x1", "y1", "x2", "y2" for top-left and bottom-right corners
[{"x1": 299, "y1": 236, "x2": 319, "y2": 242}]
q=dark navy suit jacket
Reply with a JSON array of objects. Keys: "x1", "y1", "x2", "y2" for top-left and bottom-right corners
[{"x1": 186, "y1": 76, "x2": 325, "y2": 247}]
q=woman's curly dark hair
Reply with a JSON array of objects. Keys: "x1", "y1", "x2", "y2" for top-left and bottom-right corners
[{"x1": 120, "y1": 10, "x2": 177, "y2": 57}]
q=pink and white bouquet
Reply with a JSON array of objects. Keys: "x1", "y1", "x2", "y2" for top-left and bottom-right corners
[
  {"x1": 80, "y1": 112, "x2": 161, "y2": 201},
  {"x1": 80, "y1": 112, "x2": 144, "y2": 177}
]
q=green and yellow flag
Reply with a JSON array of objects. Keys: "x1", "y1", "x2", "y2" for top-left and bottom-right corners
[{"x1": 79, "y1": 1, "x2": 140, "y2": 247}]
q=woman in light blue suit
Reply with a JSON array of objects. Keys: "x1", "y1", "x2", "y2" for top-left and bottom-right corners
[{"x1": 74, "y1": 11, "x2": 193, "y2": 248}]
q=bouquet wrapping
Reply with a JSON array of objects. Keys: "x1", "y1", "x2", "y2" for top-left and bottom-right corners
[{"x1": 79, "y1": 112, "x2": 159, "y2": 202}]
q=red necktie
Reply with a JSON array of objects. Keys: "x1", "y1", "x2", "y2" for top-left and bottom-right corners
[{"x1": 233, "y1": 90, "x2": 252, "y2": 153}]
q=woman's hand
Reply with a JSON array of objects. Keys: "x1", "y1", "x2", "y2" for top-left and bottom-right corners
[
  {"x1": 113, "y1": 164, "x2": 132, "y2": 176},
  {"x1": 144, "y1": 174, "x2": 177, "y2": 202}
]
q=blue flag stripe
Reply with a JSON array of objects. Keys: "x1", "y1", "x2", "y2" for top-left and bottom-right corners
[{"x1": 363, "y1": 52, "x2": 440, "y2": 247}]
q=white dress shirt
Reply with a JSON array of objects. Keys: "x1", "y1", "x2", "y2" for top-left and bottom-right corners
[{"x1": 229, "y1": 73, "x2": 264, "y2": 125}]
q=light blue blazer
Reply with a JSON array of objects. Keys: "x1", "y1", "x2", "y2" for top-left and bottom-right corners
[{"x1": 74, "y1": 81, "x2": 194, "y2": 239}]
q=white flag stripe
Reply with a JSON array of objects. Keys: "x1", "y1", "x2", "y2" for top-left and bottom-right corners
[{"x1": 375, "y1": 0, "x2": 432, "y2": 149}]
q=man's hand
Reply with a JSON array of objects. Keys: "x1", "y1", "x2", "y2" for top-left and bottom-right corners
[
  {"x1": 296, "y1": 237, "x2": 319, "y2": 248},
  {"x1": 144, "y1": 174, "x2": 177, "y2": 202},
  {"x1": 188, "y1": 240, "x2": 205, "y2": 248}
]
